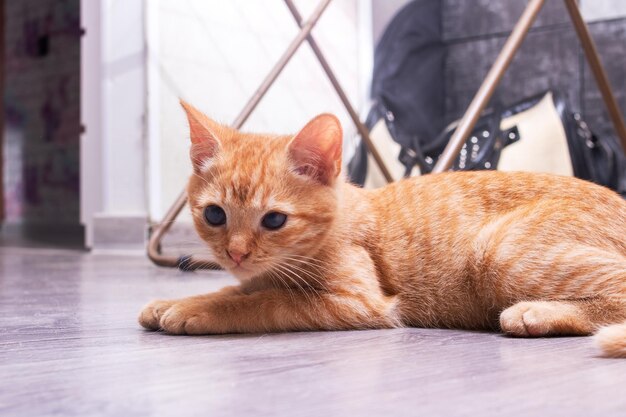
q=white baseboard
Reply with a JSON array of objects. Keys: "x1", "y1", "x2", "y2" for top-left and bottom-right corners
[{"x1": 91, "y1": 214, "x2": 148, "y2": 252}]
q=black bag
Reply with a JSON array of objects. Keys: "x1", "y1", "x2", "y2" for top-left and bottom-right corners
[
  {"x1": 565, "y1": 112, "x2": 626, "y2": 196},
  {"x1": 347, "y1": 0, "x2": 444, "y2": 185},
  {"x1": 349, "y1": 90, "x2": 626, "y2": 199}
]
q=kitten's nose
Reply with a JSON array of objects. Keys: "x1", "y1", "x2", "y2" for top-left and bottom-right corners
[{"x1": 227, "y1": 250, "x2": 250, "y2": 265}]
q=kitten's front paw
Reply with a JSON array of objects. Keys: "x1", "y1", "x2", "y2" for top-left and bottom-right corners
[
  {"x1": 159, "y1": 303, "x2": 215, "y2": 335},
  {"x1": 138, "y1": 299, "x2": 176, "y2": 330}
]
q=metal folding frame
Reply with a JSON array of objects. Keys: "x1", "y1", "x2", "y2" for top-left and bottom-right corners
[
  {"x1": 148, "y1": 0, "x2": 392, "y2": 270},
  {"x1": 149, "y1": 0, "x2": 626, "y2": 270}
]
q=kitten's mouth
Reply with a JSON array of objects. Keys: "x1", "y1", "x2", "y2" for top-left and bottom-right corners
[
  {"x1": 228, "y1": 262, "x2": 253, "y2": 273},
  {"x1": 226, "y1": 260, "x2": 272, "y2": 280},
  {"x1": 225, "y1": 262, "x2": 264, "y2": 281}
]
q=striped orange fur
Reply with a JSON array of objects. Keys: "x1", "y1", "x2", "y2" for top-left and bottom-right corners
[{"x1": 139, "y1": 103, "x2": 626, "y2": 357}]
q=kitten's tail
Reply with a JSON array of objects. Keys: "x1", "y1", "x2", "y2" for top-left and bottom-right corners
[{"x1": 594, "y1": 322, "x2": 626, "y2": 358}]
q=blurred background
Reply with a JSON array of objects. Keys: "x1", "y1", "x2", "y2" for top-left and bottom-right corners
[{"x1": 0, "y1": 0, "x2": 625, "y2": 254}]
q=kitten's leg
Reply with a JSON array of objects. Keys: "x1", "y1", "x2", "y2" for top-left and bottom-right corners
[
  {"x1": 157, "y1": 285, "x2": 399, "y2": 335},
  {"x1": 138, "y1": 286, "x2": 240, "y2": 330},
  {"x1": 499, "y1": 298, "x2": 626, "y2": 337}
]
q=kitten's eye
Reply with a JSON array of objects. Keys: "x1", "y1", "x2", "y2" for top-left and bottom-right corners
[
  {"x1": 261, "y1": 211, "x2": 287, "y2": 230},
  {"x1": 204, "y1": 205, "x2": 226, "y2": 226}
]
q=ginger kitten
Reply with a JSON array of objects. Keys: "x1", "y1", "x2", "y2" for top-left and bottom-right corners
[{"x1": 139, "y1": 101, "x2": 626, "y2": 357}]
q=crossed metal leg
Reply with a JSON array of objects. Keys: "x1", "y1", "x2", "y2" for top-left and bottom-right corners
[
  {"x1": 149, "y1": 0, "x2": 626, "y2": 269},
  {"x1": 148, "y1": 0, "x2": 391, "y2": 269}
]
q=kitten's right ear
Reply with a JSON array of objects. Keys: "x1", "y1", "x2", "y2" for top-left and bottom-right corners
[{"x1": 180, "y1": 99, "x2": 221, "y2": 171}]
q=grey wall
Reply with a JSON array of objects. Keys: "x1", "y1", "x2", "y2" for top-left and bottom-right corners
[{"x1": 442, "y1": 0, "x2": 626, "y2": 138}]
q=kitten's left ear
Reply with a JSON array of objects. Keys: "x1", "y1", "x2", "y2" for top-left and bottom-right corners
[
  {"x1": 288, "y1": 114, "x2": 342, "y2": 185},
  {"x1": 180, "y1": 99, "x2": 222, "y2": 171}
]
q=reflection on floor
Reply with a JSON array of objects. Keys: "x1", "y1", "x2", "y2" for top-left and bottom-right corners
[{"x1": 1, "y1": 248, "x2": 625, "y2": 417}]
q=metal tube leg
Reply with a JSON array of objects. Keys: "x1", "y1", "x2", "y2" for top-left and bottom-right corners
[
  {"x1": 147, "y1": 0, "x2": 333, "y2": 269},
  {"x1": 564, "y1": 0, "x2": 626, "y2": 152},
  {"x1": 432, "y1": 0, "x2": 546, "y2": 173},
  {"x1": 283, "y1": 0, "x2": 393, "y2": 183},
  {"x1": 147, "y1": 191, "x2": 190, "y2": 268}
]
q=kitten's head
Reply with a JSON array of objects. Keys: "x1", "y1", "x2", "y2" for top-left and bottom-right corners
[{"x1": 181, "y1": 100, "x2": 343, "y2": 280}]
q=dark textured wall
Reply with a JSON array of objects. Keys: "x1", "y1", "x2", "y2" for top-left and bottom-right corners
[
  {"x1": 442, "y1": 0, "x2": 626, "y2": 139},
  {"x1": 2, "y1": 0, "x2": 81, "y2": 228},
  {"x1": 581, "y1": 19, "x2": 626, "y2": 138}
]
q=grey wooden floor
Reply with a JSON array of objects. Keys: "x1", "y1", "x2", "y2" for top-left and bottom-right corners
[{"x1": 1, "y1": 248, "x2": 625, "y2": 417}]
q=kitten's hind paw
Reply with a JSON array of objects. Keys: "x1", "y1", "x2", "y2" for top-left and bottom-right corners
[
  {"x1": 499, "y1": 300, "x2": 592, "y2": 337},
  {"x1": 499, "y1": 302, "x2": 548, "y2": 337},
  {"x1": 138, "y1": 299, "x2": 176, "y2": 330}
]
